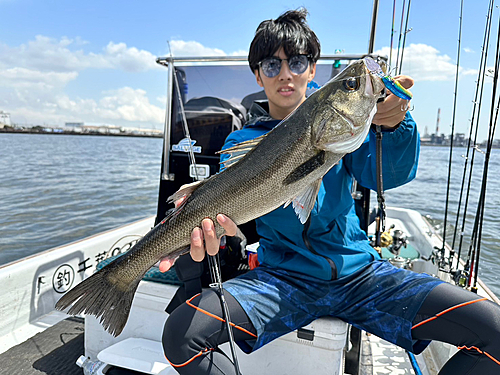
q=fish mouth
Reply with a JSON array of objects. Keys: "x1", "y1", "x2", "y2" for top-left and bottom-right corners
[
  {"x1": 363, "y1": 58, "x2": 387, "y2": 100},
  {"x1": 365, "y1": 66, "x2": 374, "y2": 97},
  {"x1": 331, "y1": 105, "x2": 356, "y2": 131}
]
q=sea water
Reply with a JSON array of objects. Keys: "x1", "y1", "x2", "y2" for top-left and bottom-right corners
[{"x1": 1, "y1": 133, "x2": 499, "y2": 296}]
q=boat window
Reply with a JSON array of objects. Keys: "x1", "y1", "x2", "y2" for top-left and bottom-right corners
[{"x1": 172, "y1": 60, "x2": 349, "y2": 107}]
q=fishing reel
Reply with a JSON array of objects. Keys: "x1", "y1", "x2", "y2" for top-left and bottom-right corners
[
  {"x1": 371, "y1": 224, "x2": 410, "y2": 268},
  {"x1": 387, "y1": 227, "x2": 410, "y2": 269},
  {"x1": 388, "y1": 228, "x2": 408, "y2": 257},
  {"x1": 431, "y1": 246, "x2": 452, "y2": 273},
  {"x1": 374, "y1": 224, "x2": 408, "y2": 256},
  {"x1": 452, "y1": 268, "x2": 469, "y2": 288}
]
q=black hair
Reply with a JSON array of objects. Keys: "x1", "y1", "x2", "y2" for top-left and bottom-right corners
[{"x1": 248, "y1": 8, "x2": 321, "y2": 73}]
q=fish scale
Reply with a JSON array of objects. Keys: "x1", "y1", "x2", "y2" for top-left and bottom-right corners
[{"x1": 55, "y1": 57, "x2": 386, "y2": 337}]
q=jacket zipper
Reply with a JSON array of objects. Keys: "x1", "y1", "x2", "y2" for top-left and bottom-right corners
[{"x1": 302, "y1": 216, "x2": 338, "y2": 280}]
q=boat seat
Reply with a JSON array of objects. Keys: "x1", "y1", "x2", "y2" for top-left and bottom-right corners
[{"x1": 96, "y1": 254, "x2": 182, "y2": 286}]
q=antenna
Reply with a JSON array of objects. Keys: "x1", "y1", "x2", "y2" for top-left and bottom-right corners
[
  {"x1": 167, "y1": 40, "x2": 173, "y2": 57},
  {"x1": 436, "y1": 108, "x2": 441, "y2": 134}
]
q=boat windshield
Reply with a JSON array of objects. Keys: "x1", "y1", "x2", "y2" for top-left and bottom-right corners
[
  {"x1": 153, "y1": 55, "x2": 382, "y2": 222},
  {"x1": 168, "y1": 57, "x2": 356, "y2": 106}
]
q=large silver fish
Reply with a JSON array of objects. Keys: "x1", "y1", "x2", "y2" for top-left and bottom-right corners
[{"x1": 55, "y1": 57, "x2": 386, "y2": 336}]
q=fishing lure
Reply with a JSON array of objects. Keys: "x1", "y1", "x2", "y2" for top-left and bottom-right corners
[
  {"x1": 308, "y1": 60, "x2": 412, "y2": 101},
  {"x1": 381, "y1": 76, "x2": 413, "y2": 100},
  {"x1": 364, "y1": 58, "x2": 413, "y2": 100}
]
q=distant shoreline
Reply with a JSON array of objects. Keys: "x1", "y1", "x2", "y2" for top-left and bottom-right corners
[
  {"x1": 0, "y1": 128, "x2": 162, "y2": 139},
  {"x1": 1, "y1": 128, "x2": 497, "y2": 148}
]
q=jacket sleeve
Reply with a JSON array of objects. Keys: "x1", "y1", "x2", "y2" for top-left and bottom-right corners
[{"x1": 343, "y1": 112, "x2": 420, "y2": 191}]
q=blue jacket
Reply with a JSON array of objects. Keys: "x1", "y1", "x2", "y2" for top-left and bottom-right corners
[{"x1": 220, "y1": 110, "x2": 420, "y2": 280}]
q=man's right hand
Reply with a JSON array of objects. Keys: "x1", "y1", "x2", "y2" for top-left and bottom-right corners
[{"x1": 159, "y1": 213, "x2": 238, "y2": 272}]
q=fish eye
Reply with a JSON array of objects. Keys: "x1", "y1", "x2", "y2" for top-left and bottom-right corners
[{"x1": 343, "y1": 77, "x2": 360, "y2": 91}]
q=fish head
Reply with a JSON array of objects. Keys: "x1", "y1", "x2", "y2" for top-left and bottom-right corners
[{"x1": 311, "y1": 57, "x2": 386, "y2": 153}]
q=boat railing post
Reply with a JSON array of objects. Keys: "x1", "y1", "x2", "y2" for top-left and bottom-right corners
[{"x1": 162, "y1": 58, "x2": 175, "y2": 181}]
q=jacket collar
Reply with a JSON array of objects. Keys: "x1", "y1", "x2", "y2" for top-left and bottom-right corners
[{"x1": 245, "y1": 100, "x2": 280, "y2": 130}]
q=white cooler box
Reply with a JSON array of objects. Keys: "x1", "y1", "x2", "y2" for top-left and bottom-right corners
[
  {"x1": 85, "y1": 280, "x2": 349, "y2": 375},
  {"x1": 227, "y1": 316, "x2": 348, "y2": 375}
]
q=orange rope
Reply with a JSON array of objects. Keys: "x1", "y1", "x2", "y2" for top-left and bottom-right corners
[
  {"x1": 411, "y1": 297, "x2": 500, "y2": 367},
  {"x1": 165, "y1": 348, "x2": 212, "y2": 368},
  {"x1": 457, "y1": 345, "x2": 500, "y2": 366},
  {"x1": 186, "y1": 294, "x2": 257, "y2": 338},
  {"x1": 411, "y1": 297, "x2": 487, "y2": 330}
]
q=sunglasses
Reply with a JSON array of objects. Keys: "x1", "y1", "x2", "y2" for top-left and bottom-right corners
[{"x1": 258, "y1": 54, "x2": 312, "y2": 78}]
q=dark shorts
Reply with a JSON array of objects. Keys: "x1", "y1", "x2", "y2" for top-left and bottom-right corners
[{"x1": 224, "y1": 259, "x2": 443, "y2": 353}]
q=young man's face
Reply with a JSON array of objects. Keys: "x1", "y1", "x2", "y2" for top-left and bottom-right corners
[{"x1": 254, "y1": 47, "x2": 316, "y2": 120}]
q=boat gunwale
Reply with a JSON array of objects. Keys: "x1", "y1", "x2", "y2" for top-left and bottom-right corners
[{"x1": 0, "y1": 215, "x2": 156, "y2": 271}]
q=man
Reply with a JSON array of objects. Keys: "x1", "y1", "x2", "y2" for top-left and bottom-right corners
[{"x1": 161, "y1": 9, "x2": 500, "y2": 375}]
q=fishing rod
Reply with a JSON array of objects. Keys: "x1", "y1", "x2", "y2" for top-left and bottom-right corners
[
  {"x1": 397, "y1": 0, "x2": 412, "y2": 75},
  {"x1": 394, "y1": 0, "x2": 406, "y2": 74},
  {"x1": 472, "y1": 30, "x2": 500, "y2": 291},
  {"x1": 173, "y1": 63, "x2": 199, "y2": 181},
  {"x1": 369, "y1": 0, "x2": 413, "y2": 249},
  {"x1": 366, "y1": 0, "x2": 388, "y2": 248},
  {"x1": 207, "y1": 250, "x2": 242, "y2": 374},
  {"x1": 356, "y1": 0, "x2": 380, "y2": 236},
  {"x1": 452, "y1": 0, "x2": 494, "y2": 278},
  {"x1": 171, "y1": 57, "x2": 240, "y2": 372},
  {"x1": 389, "y1": 0, "x2": 397, "y2": 69},
  {"x1": 374, "y1": 125, "x2": 386, "y2": 249},
  {"x1": 438, "y1": 0, "x2": 464, "y2": 271},
  {"x1": 467, "y1": 6, "x2": 500, "y2": 292}
]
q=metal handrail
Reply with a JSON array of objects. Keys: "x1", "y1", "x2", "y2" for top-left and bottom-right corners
[{"x1": 156, "y1": 54, "x2": 386, "y2": 66}]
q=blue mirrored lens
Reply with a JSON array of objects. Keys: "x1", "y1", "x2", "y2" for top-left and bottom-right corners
[
  {"x1": 261, "y1": 58, "x2": 281, "y2": 77},
  {"x1": 288, "y1": 55, "x2": 308, "y2": 74},
  {"x1": 260, "y1": 55, "x2": 309, "y2": 78}
]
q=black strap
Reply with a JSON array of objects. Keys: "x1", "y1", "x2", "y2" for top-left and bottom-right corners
[
  {"x1": 374, "y1": 125, "x2": 386, "y2": 248},
  {"x1": 165, "y1": 253, "x2": 204, "y2": 314}
]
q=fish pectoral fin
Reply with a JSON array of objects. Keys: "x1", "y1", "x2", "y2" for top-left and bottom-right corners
[
  {"x1": 284, "y1": 179, "x2": 322, "y2": 224},
  {"x1": 217, "y1": 134, "x2": 267, "y2": 169},
  {"x1": 167, "y1": 180, "x2": 203, "y2": 205}
]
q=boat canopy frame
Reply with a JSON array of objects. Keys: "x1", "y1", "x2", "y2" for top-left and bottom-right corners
[{"x1": 154, "y1": 54, "x2": 386, "y2": 183}]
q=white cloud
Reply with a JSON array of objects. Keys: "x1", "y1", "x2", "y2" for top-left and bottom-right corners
[
  {"x1": 0, "y1": 67, "x2": 78, "y2": 89},
  {"x1": 0, "y1": 36, "x2": 160, "y2": 73},
  {"x1": 10, "y1": 87, "x2": 164, "y2": 126},
  {"x1": 464, "y1": 47, "x2": 474, "y2": 53},
  {"x1": 103, "y1": 42, "x2": 159, "y2": 72},
  {"x1": 230, "y1": 49, "x2": 248, "y2": 57},
  {"x1": 168, "y1": 40, "x2": 226, "y2": 56},
  {"x1": 97, "y1": 87, "x2": 164, "y2": 122},
  {"x1": 376, "y1": 43, "x2": 477, "y2": 81},
  {"x1": 0, "y1": 35, "x2": 166, "y2": 127},
  {"x1": 0, "y1": 36, "x2": 245, "y2": 128}
]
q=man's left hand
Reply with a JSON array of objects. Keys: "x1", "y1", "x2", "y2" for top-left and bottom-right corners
[{"x1": 373, "y1": 75, "x2": 414, "y2": 128}]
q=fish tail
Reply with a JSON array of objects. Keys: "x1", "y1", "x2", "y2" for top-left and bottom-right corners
[{"x1": 55, "y1": 264, "x2": 143, "y2": 337}]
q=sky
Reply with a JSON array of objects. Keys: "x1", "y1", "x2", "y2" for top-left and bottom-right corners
[{"x1": 0, "y1": 0, "x2": 498, "y2": 141}]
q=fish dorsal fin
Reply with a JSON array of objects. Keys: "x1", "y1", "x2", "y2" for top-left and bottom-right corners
[
  {"x1": 160, "y1": 180, "x2": 204, "y2": 225},
  {"x1": 284, "y1": 179, "x2": 322, "y2": 224},
  {"x1": 217, "y1": 134, "x2": 267, "y2": 169},
  {"x1": 167, "y1": 180, "x2": 203, "y2": 205}
]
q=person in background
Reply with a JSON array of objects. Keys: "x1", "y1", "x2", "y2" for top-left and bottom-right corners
[{"x1": 161, "y1": 8, "x2": 500, "y2": 375}]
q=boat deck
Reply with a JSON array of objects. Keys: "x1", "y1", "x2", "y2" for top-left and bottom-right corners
[
  {"x1": 0, "y1": 317, "x2": 84, "y2": 375},
  {"x1": 2, "y1": 315, "x2": 431, "y2": 375}
]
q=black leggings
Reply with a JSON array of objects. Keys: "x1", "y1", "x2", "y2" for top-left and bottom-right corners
[
  {"x1": 163, "y1": 283, "x2": 500, "y2": 375},
  {"x1": 163, "y1": 289, "x2": 256, "y2": 375},
  {"x1": 411, "y1": 282, "x2": 500, "y2": 374}
]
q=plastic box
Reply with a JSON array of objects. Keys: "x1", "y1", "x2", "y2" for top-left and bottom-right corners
[{"x1": 86, "y1": 280, "x2": 348, "y2": 375}]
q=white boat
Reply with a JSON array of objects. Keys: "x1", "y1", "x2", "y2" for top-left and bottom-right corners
[
  {"x1": 1, "y1": 50, "x2": 498, "y2": 375},
  {"x1": 3, "y1": 1, "x2": 500, "y2": 371}
]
